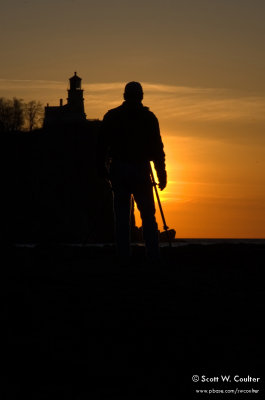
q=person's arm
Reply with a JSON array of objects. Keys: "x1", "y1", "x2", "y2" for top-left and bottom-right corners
[{"x1": 151, "y1": 115, "x2": 167, "y2": 190}]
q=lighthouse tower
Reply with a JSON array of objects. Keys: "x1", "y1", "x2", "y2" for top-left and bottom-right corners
[{"x1": 67, "y1": 72, "x2": 86, "y2": 117}]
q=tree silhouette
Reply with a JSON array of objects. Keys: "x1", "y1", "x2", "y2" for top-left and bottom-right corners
[
  {"x1": 12, "y1": 98, "x2": 24, "y2": 131},
  {"x1": 0, "y1": 97, "x2": 24, "y2": 132},
  {"x1": 24, "y1": 100, "x2": 43, "y2": 131}
]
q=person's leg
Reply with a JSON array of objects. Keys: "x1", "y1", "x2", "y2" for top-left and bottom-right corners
[{"x1": 133, "y1": 182, "x2": 160, "y2": 262}]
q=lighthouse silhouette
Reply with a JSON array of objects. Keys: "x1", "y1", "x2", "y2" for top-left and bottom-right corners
[{"x1": 44, "y1": 72, "x2": 86, "y2": 127}]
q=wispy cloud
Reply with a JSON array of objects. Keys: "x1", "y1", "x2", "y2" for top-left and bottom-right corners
[
  {"x1": 0, "y1": 78, "x2": 65, "y2": 90},
  {"x1": 83, "y1": 81, "x2": 265, "y2": 123},
  {"x1": 1, "y1": 78, "x2": 265, "y2": 124}
]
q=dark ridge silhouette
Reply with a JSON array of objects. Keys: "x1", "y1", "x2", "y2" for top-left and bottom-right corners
[
  {"x1": 1, "y1": 122, "x2": 116, "y2": 244},
  {"x1": 2, "y1": 242, "x2": 265, "y2": 397},
  {"x1": 1, "y1": 73, "x2": 116, "y2": 244}
]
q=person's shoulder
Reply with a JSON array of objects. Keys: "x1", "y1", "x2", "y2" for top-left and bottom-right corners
[
  {"x1": 142, "y1": 106, "x2": 158, "y2": 121},
  {"x1": 103, "y1": 104, "x2": 124, "y2": 119}
]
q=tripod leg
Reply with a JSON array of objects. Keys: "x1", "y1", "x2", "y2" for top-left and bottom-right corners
[{"x1": 150, "y1": 163, "x2": 172, "y2": 248}]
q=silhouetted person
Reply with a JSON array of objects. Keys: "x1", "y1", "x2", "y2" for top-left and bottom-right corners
[{"x1": 97, "y1": 82, "x2": 167, "y2": 264}]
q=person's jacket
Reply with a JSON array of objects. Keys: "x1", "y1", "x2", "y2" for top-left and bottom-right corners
[{"x1": 97, "y1": 101, "x2": 166, "y2": 182}]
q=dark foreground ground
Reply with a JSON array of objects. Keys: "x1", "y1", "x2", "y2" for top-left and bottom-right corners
[{"x1": 2, "y1": 242, "x2": 265, "y2": 399}]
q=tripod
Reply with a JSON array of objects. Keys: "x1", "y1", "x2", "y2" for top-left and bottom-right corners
[{"x1": 150, "y1": 163, "x2": 172, "y2": 248}]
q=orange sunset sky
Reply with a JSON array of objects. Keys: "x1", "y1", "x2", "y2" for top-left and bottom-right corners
[{"x1": 1, "y1": 0, "x2": 265, "y2": 238}]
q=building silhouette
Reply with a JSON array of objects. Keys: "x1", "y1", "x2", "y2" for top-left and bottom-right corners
[{"x1": 44, "y1": 72, "x2": 86, "y2": 127}]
